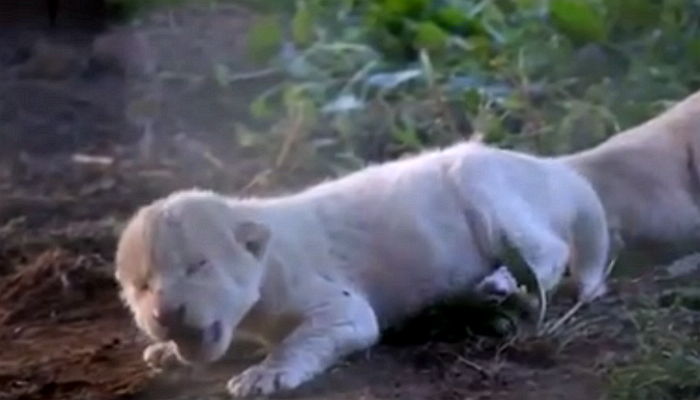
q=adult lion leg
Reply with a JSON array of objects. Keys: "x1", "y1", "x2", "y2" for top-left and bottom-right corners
[{"x1": 227, "y1": 293, "x2": 380, "y2": 398}]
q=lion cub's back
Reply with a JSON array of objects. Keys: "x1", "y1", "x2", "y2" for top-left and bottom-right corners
[
  {"x1": 442, "y1": 143, "x2": 601, "y2": 234},
  {"x1": 306, "y1": 145, "x2": 493, "y2": 325}
]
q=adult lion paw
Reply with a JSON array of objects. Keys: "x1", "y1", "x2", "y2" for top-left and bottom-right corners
[
  {"x1": 143, "y1": 342, "x2": 180, "y2": 371},
  {"x1": 227, "y1": 364, "x2": 307, "y2": 398}
]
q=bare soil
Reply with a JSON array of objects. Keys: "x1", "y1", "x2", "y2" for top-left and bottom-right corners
[{"x1": 1, "y1": 4, "x2": 698, "y2": 400}]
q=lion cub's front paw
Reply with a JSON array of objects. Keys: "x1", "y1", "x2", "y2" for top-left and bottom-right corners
[
  {"x1": 143, "y1": 342, "x2": 181, "y2": 371},
  {"x1": 227, "y1": 363, "x2": 308, "y2": 398}
]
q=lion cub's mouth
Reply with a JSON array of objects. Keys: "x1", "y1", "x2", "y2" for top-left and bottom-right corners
[
  {"x1": 168, "y1": 319, "x2": 222, "y2": 346},
  {"x1": 169, "y1": 320, "x2": 224, "y2": 362},
  {"x1": 206, "y1": 320, "x2": 223, "y2": 343}
]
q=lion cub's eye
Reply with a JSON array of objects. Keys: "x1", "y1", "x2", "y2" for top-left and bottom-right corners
[{"x1": 186, "y1": 259, "x2": 208, "y2": 276}]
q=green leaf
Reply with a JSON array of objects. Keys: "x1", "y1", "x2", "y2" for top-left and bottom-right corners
[
  {"x1": 513, "y1": 0, "x2": 548, "y2": 12},
  {"x1": 250, "y1": 95, "x2": 273, "y2": 119},
  {"x1": 606, "y1": 0, "x2": 658, "y2": 33},
  {"x1": 282, "y1": 86, "x2": 304, "y2": 113},
  {"x1": 392, "y1": 126, "x2": 422, "y2": 149},
  {"x1": 235, "y1": 123, "x2": 262, "y2": 149},
  {"x1": 292, "y1": 0, "x2": 315, "y2": 47},
  {"x1": 463, "y1": 89, "x2": 482, "y2": 113},
  {"x1": 549, "y1": 0, "x2": 607, "y2": 44},
  {"x1": 688, "y1": 38, "x2": 700, "y2": 67},
  {"x1": 414, "y1": 21, "x2": 449, "y2": 52},
  {"x1": 247, "y1": 16, "x2": 283, "y2": 64},
  {"x1": 282, "y1": 85, "x2": 317, "y2": 126},
  {"x1": 433, "y1": 6, "x2": 470, "y2": 32},
  {"x1": 382, "y1": 0, "x2": 429, "y2": 18}
]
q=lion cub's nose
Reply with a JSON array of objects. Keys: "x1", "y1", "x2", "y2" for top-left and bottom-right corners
[{"x1": 153, "y1": 304, "x2": 186, "y2": 330}]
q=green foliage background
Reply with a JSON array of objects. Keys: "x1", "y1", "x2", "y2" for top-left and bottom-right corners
[
  {"x1": 113, "y1": 0, "x2": 700, "y2": 170},
  {"x1": 233, "y1": 0, "x2": 700, "y2": 165}
]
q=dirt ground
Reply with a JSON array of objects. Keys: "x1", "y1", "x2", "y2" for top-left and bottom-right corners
[{"x1": 1, "y1": 3, "x2": 699, "y2": 400}]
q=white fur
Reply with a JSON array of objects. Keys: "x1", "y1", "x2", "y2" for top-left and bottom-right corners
[
  {"x1": 475, "y1": 265, "x2": 520, "y2": 303},
  {"x1": 115, "y1": 142, "x2": 610, "y2": 398},
  {"x1": 563, "y1": 89, "x2": 700, "y2": 257}
]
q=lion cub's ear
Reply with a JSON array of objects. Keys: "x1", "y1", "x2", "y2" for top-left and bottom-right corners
[{"x1": 234, "y1": 221, "x2": 270, "y2": 259}]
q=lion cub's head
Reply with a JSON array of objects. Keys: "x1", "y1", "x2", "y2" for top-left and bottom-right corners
[{"x1": 115, "y1": 190, "x2": 269, "y2": 364}]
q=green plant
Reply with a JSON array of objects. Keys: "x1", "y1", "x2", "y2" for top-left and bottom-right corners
[
  {"x1": 233, "y1": 0, "x2": 700, "y2": 175},
  {"x1": 606, "y1": 304, "x2": 700, "y2": 400},
  {"x1": 111, "y1": 0, "x2": 700, "y2": 175}
]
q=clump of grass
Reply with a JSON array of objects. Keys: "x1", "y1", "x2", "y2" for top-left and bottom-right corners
[{"x1": 606, "y1": 301, "x2": 700, "y2": 400}]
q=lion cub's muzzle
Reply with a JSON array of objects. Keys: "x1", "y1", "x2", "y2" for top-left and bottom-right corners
[{"x1": 153, "y1": 303, "x2": 222, "y2": 345}]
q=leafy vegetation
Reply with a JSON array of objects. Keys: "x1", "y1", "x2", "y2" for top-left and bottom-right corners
[
  {"x1": 109, "y1": 0, "x2": 700, "y2": 171},
  {"x1": 607, "y1": 301, "x2": 700, "y2": 400},
  {"x1": 230, "y1": 0, "x2": 700, "y2": 172}
]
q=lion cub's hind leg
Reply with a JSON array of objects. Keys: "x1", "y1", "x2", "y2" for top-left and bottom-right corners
[
  {"x1": 444, "y1": 159, "x2": 569, "y2": 330},
  {"x1": 541, "y1": 185, "x2": 612, "y2": 336},
  {"x1": 499, "y1": 215, "x2": 571, "y2": 329}
]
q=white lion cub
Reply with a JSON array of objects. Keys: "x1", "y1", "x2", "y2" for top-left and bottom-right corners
[{"x1": 115, "y1": 142, "x2": 610, "y2": 398}]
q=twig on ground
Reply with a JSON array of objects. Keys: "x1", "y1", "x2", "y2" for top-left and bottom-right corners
[
  {"x1": 274, "y1": 109, "x2": 307, "y2": 169},
  {"x1": 452, "y1": 353, "x2": 492, "y2": 379},
  {"x1": 227, "y1": 68, "x2": 281, "y2": 83},
  {"x1": 71, "y1": 154, "x2": 115, "y2": 167},
  {"x1": 239, "y1": 168, "x2": 274, "y2": 194}
]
